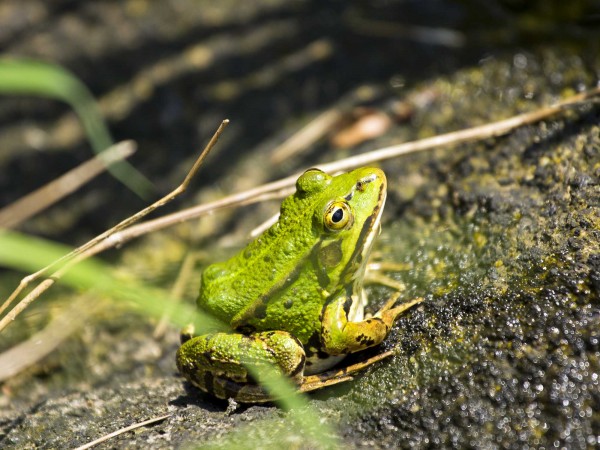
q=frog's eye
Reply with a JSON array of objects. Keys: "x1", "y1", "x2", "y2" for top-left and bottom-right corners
[{"x1": 324, "y1": 201, "x2": 353, "y2": 231}]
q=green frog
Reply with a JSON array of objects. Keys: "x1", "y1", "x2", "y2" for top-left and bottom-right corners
[{"x1": 176, "y1": 167, "x2": 422, "y2": 402}]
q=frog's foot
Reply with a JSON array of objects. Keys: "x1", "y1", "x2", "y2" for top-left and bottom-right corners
[
  {"x1": 367, "y1": 261, "x2": 412, "y2": 272},
  {"x1": 366, "y1": 261, "x2": 412, "y2": 290},
  {"x1": 364, "y1": 272, "x2": 406, "y2": 291},
  {"x1": 375, "y1": 294, "x2": 424, "y2": 328},
  {"x1": 321, "y1": 292, "x2": 423, "y2": 355},
  {"x1": 300, "y1": 349, "x2": 395, "y2": 393}
]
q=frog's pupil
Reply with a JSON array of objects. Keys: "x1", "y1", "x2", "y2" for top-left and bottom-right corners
[{"x1": 332, "y1": 208, "x2": 344, "y2": 223}]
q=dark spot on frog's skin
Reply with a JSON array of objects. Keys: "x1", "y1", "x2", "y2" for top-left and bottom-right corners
[
  {"x1": 307, "y1": 332, "x2": 321, "y2": 351},
  {"x1": 355, "y1": 334, "x2": 376, "y2": 347},
  {"x1": 254, "y1": 302, "x2": 268, "y2": 320},
  {"x1": 314, "y1": 337, "x2": 331, "y2": 359},
  {"x1": 344, "y1": 190, "x2": 354, "y2": 201},
  {"x1": 343, "y1": 297, "x2": 353, "y2": 316},
  {"x1": 284, "y1": 299, "x2": 293, "y2": 309},
  {"x1": 263, "y1": 255, "x2": 272, "y2": 263},
  {"x1": 305, "y1": 333, "x2": 329, "y2": 359},
  {"x1": 306, "y1": 348, "x2": 329, "y2": 362}
]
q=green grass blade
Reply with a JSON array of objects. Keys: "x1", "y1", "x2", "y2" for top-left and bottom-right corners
[
  {"x1": 0, "y1": 58, "x2": 153, "y2": 198},
  {"x1": 0, "y1": 230, "x2": 339, "y2": 447}
]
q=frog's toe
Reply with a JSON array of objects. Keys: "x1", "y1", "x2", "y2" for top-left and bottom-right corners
[
  {"x1": 378, "y1": 297, "x2": 424, "y2": 324},
  {"x1": 376, "y1": 292, "x2": 402, "y2": 314},
  {"x1": 180, "y1": 324, "x2": 196, "y2": 344}
]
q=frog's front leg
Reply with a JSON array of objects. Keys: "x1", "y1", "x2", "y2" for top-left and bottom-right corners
[
  {"x1": 176, "y1": 331, "x2": 305, "y2": 403},
  {"x1": 320, "y1": 292, "x2": 423, "y2": 355}
]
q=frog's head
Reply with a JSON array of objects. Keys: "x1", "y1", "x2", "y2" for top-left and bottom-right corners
[{"x1": 295, "y1": 167, "x2": 387, "y2": 290}]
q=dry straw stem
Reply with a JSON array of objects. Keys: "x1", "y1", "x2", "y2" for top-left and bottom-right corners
[
  {"x1": 73, "y1": 413, "x2": 172, "y2": 450},
  {"x1": 2, "y1": 86, "x2": 600, "y2": 333},
  {"x1": 153, "y1": 251, "x2": 200, "y2": 339},
  {"x1": 269, "y1": 85, "x2": 385, "y2": 164},
  {"x1": 107, "y1": 84, "x2": 600, "y2": 239},
  {"x1": 0, "y1": 119, "x2": 229, "y2": 332},
  {"x1": 0, "y1": 296, "x2": 100, "y2": 381},
  {"x1": 0, "y1": 141, "x2": 137, "y2": 229}
]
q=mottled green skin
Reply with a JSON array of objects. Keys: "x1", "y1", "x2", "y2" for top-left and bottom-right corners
[
  {"x1": 176, "y1": 167, "x2": 395, "y2": 401},
  {"x1": 176, "y1": 331, "x2": 306, "y2": 402},
  {"x1": 198, "y1": 167, "x2": 385, "y2": 344}
]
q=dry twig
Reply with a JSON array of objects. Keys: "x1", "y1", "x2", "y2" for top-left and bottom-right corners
[
  {"x1": 2, "y1": 86, "x2": 599, "y2": 331},
  {"x1": 96, "y1": 85, "x2": 600, "y2": 241},
  {"x1": 0, "y1": 296, "x2": 100, "y2": 382},
  {"x1": 0, "y1": 141, "x2": 136, "y2": 229},
  {"x1": 153, "y1": 251, "x2": 199, "y2": 339},
  {"x1": 73, "y1": 413, "x2": 171, "y2": 450},
  {"x1": 0, "y1": 120, "x2": 229, "y2": 332}
]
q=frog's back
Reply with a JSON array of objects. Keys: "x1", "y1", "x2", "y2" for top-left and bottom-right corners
[
  {"x1": 198, "y1": 190, "x2": 322, "y2": 330},
  {"x1": 197, "y1": 167, "x2": 384, "y2": 345}
]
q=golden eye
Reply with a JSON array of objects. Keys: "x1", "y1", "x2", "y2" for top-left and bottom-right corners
[{"x1": 324, "y1": 201, "x2": 353, "y2": 231}]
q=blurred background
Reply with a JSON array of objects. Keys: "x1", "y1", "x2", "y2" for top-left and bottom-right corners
[{"x1": 2, "y1": 0, "x2": 598, "y2": 243}]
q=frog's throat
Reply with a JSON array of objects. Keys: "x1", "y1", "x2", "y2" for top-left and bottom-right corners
[{"x1": 348, "y1": 187, "x2": 387, "y2": 292}]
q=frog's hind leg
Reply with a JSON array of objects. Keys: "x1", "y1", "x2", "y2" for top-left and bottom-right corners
[
  {"x1": 300, "y1": 349, "x2": 395, "y2": 393},
  {"x1": 187, "y1": 369, "x2": 290, "y2": 404},
  {"x1": 176, "y1": 330, "x2": 306, "y2": 403}
]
